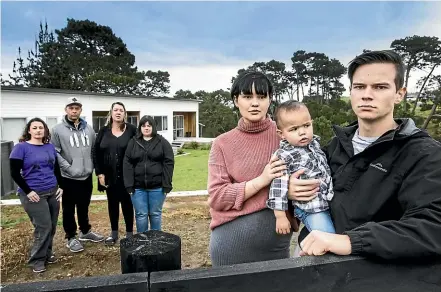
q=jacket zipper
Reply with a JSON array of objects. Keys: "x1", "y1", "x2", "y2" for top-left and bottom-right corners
[{"x1": 135, "y1": 140, "x2": 150, "y2": 188}]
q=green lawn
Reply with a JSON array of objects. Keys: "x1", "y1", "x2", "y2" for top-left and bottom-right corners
[{"x1": 92, "y1": 149, "x2": 210, "y2": 195}]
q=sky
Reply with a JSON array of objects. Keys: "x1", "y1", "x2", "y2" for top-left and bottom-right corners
[{"x1": 2, "y1": 1, "x2": 441, "y2": 98}]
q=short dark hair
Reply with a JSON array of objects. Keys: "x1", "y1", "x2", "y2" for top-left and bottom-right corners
[
  {"x1": 19, "y1": 117, "x2": 51, "y2": 143},
  {"x1": 136, "y1": 115, "x2": 157, "y2": 139},
  {"x1": 348, "y1": 50, "x2": 405, "y2": 91},
  {"x1": 274, "y1": 100, "x2": 306, "y2": 128},
  {"x1": 230, "y1": 70, "x2": 273, "y2": 103}
]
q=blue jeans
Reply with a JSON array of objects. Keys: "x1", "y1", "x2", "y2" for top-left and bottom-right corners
[
  {"x1": 294, "y1": 207, "x2": 336, "y2": 233},
  {"x1": 131, "y1": 188, "x2": 166, "y2": 233}
]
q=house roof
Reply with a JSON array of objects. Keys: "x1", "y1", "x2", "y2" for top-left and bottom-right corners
[{"x1": 1, "y1": 86, "x2": 200, "y2": 103}]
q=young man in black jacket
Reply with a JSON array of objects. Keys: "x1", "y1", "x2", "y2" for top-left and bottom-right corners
[{"x1": 287, "y1": 50, "x2": 441, "y2": 260}]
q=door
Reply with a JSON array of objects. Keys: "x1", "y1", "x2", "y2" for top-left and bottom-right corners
[{"x1": 173, "y1": 115, "x2": 184, "y2": 140}]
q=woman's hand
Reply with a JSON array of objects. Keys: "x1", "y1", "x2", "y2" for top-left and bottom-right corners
[
  {"x1": 259, "y1": 154, "x2": 287, "y2": 186},
  {"x1": 287, "y1": 169, "x2": 320, "y2": 202},
  {"x1": 55, "y1": 188, "x2": 63, "y2": 201},
  {"x1": 98, "y1": 174, "x2": 107, "y2": 188},
  {"x1": 27, "y1": 191, "x2": 40, "y2": 203}
]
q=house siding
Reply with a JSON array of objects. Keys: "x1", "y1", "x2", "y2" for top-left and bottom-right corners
[{"x1": 1, "y1": 89, "x2": 199, "y2": 143}]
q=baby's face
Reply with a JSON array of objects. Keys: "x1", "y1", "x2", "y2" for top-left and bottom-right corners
[{"x1": 277, "y1": 107, "x2": 314, "y2": 147}]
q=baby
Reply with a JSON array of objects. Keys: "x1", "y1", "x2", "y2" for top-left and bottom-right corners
[{"x1": 266, "y1": 100, "x2": 335, "y2": 235}]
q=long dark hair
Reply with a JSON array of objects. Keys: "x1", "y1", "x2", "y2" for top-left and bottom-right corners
[
  {"x1": 136, "y1": 115, "x2": 158, "y2": 139},
  {"x1": 19, "y1": 117, "x2": 51, "y2": 144},
  {"x1": 105, "y1": 101, "x2": 127, "y2": 131}
]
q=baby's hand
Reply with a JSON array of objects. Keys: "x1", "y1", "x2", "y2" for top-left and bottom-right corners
[{"x1": 276, "y1": 216, "x2": 291, "y2": 235}]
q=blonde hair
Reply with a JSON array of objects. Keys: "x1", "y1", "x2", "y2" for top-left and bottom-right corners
[{"x1": 105, "y1": 101, "x2": 128, "y2": 131}]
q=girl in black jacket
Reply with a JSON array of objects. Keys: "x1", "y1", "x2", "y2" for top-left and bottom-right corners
[
  {"x1": 123, "y1": 115, "x2": 175, "y2": 232},
  {"x1": 92, "y1": 102, "x2": 137, "y2": 244}
]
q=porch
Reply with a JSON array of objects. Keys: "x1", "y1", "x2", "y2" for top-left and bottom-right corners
[{"x1": 172, "y1": 112, "x2": 197, "y2": 140}]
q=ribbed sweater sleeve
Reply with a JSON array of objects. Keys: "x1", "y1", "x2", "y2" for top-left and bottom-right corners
[
  {"x1": 208, "y1": 139, "x2": 246, "y2": 211},
  {"x1": 207, "y1": 118, "x2": 282, "y2": 230}
]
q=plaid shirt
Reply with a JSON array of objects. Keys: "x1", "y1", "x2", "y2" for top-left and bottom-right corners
[{"x1": 266, "y1": 135, "x2": 334, "y2": 213}]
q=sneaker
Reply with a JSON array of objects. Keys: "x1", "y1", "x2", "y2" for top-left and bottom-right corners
[
  {"x1": 33, "y1": 261, "x2": 46, "y2": 273},
  {"x1": 79, "y1": 231, "x2": 105, "y2": 243},
  {"x1": 104, "y1": 236, "x2": 117, "y2": 246},
  {"x1": 66, "y1": 238, "x2": 84, "y2": 253},
  {"x1": 46, "y1": 254, "x2": 58, "y2": 264}
]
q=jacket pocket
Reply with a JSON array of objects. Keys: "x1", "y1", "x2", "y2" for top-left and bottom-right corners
[{"x1": 68, "y1": 158, "x2": 84, "y2": 177}]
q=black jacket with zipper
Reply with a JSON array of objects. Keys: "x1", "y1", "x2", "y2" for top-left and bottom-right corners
[
  {"x1": 123, "y1": 134, "x2": 175, "y2": 194},
  {"x1": 300, "y1": 118, "x2": 441, "y2": 260}
]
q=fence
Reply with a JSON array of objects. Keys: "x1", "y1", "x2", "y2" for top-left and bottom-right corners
[
  {"x1": 2, "y1": 255, "x2": 441, "y2": 292},
  {"x1": 1, "y1": 140, "x2": 16, "y2": 197}
]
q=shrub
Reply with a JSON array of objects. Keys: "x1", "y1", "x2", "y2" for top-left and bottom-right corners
[{"x1": 177, "y1": 149, "x2": 185, "y2": 155}]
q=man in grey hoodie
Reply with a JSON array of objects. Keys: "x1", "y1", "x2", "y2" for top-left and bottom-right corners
[{"x1": 51, "y1": 97, "x2": 104, "y2": 253}]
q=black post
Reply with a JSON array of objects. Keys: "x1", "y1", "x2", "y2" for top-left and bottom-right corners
[{"x1": 120, "y1": 230, "x2": 181, "y2": 274}]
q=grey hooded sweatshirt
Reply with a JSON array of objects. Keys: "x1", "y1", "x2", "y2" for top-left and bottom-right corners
[{"x1": 51, "y1": 116, "x2": 96, "y2": 180}]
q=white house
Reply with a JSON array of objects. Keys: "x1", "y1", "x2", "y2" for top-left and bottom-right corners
[{"x1": 0, "y1": 87, "x2": 200, "y2": 144}]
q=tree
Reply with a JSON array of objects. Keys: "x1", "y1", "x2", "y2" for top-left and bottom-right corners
[
  {"x1": 198, "y1": 90, "x2": 237, "y2": 137},
  {"x1": 391, "y1": 35, "x2": 441, "y2": 111},
  {"x1": 291, "y1": 50, "x2": 309, "y2": 100},
  {"x1": 411, "y1": 39, "x2": 441, "y2": 115},
  {"x1": 174, "y1": 89, "x2": 196, "y2": 99},
  {"x1": 6, "y1": 19, "x2": 170, "y2": 96},
  {"x1": 135, "y1": 70, "x2": 170, "y2": 96},
  {"x1": 421, "y1": 75, "x2": 441, "y2": 130}
]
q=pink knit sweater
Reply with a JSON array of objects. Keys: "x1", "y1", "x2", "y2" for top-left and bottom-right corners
[{"x1": 207, "y1": 117, "x2": 281, "y2": 230}]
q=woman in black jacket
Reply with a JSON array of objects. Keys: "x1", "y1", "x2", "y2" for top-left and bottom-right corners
[
  {"x1": 123, "y1": 115, "x2": 175, "y2": 232},
  {"x1": 92, "y1": 102, "x2": 137, "y2": 245}
]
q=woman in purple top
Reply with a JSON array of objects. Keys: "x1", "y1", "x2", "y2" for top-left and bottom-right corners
[{"x1": 9, "y1": 117, "x2": 63, "y2": 274}]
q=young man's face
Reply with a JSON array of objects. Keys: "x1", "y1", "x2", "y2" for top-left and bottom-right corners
[
  {"x1": 350, "y1": 63, "x2": 406, "y2": 123},
  {"x1": 277, "y1": 106, "x2": 314, "y2": 147}
]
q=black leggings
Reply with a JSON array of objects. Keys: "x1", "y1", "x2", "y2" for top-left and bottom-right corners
[{"x1": 106, "y1": 179, "x2": 134, "y2": 233}]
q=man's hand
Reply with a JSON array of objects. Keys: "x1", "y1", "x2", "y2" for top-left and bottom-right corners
[
  {"x1": 287, "y1": 169, "x2": 320, "y2": 202},
  {"x1": 276, "y1": 216, "x2": 291, "y2": 235},
  {"x1": 299, "y1": 230, "x2": 352, "y2": 256},
  {"x1": 98, "y1": 174, "x2": 107, "y2": 188}
]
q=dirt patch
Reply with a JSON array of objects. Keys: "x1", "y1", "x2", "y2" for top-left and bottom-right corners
[
  {"x1": 1, "y1": 195, "x2": 298, "y2": 285},
  {"x1": 1, "y1": 196, "x2": 212, "y2": 284}
]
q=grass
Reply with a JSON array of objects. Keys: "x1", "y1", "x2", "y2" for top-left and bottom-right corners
[{"x1": 91, "y1": 149, "x2": 210, "y2": 195}]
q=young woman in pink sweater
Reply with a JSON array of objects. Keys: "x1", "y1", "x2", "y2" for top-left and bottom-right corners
[{"x1": 208, "y1": 71, "x2": 298, "y2": 266}]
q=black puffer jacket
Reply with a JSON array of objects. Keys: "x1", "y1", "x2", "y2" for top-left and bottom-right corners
[
  {"x1": 123, "y1": 135, "x2": 174, "y2": 194},
  {"x1": 299, "y1": 118, "x2": 441, "y2": 260}
]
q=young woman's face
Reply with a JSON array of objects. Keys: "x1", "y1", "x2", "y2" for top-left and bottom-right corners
[
  {"x1": 141, "y1": 122, "x2": 153, "y2": 137},
  {"x1": 111, "y1": 104, "x2": 125, "y2": 123},
  {"x1": 28, "y1": 121, "x2": 45, "y2": 140},
  {"x1": 234, "y1": 83, "x2": 270, "y2": 123}
]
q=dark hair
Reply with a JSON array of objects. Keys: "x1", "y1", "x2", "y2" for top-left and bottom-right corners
[
  {"x1": 348, "y1": 50, "x2": 405, "y2": 91},
  {"x1": 136, "y1": 115, "x2": 157, "y2": 139},
  {"x1": 230, "y1": 70, "x2": 274, "y2": 103},
  {"x1": 19, "y1": 117, "x2": 51, "y2": 143},
  {"x1": 274, "y1": 100, "x2": 306, "y2": 128},
  {"x1": 106, "y1": 101, "x2": 127, "y2": 131}
]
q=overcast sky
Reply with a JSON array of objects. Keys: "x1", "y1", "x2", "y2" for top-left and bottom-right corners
[{"x1": 2, "y1": 1, "x2": 441, "y2": 97}]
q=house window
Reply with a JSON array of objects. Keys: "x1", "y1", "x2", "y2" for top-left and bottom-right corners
[
  {"x1": 46, "y1": 117, "x2": 58, "y2": 131},
  {"x1": 92, "y1": 116, "x2": 108, "y2": 133},
  {"x1": 127, "y1": 115, "x2": 138, "y2": 126},
  {"x1": 154, "y1": 116, "x2": 168, "y2": 131},
  {"x1": 1, "y1": 118, "x2": 27, "y2": 143}
]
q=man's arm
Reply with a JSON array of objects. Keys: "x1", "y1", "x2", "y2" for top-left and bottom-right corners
[
  {"x1": 344, "y1": 142, "x2": 441, "y2": 259},
  {"x1": 50, "y1": 126, "x2": 71, "y2": 171}
]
